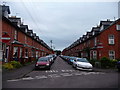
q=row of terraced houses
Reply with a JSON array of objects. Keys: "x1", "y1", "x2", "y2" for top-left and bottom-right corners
[
  {"x1": 0, "y1": 5, "x2": 54, "y2": 63},
  {"x1": 62, "y1": 18, "x2": 120, "y2": 60}
]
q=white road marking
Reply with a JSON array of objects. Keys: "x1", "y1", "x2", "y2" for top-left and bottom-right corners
[
  {"x1": 74, "y1": 73, "x2": 83, "y2": 76},
  {"x1": 61, "y1": 70, "x2": 65, "y2": 72},
  {"x1": 22, "y1": 77, "x2": 34, "y2": 80},
  {"x1": 35, "y1": 75, "x2": 47, "y2": 79},
  {"x1": 7, "y1": 71, "x2": 105, "y2": 82},
  {"x1": 61, "y1": 70, "x2": 75, "y2": 72},
  {"x1": 46, "y1": 70, "x2": 58, "y2": 73},
  {"x1": 7, "y1": 79, "x2": 22, "y2": 82},
  {"x1": 48, "y1": 74, "x2": 61, "y2": 78},
  {"x1": 60, "y1": 73, "x2": 73, "y2": 77}
]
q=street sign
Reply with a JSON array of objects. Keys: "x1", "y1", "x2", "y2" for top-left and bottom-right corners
[{"x1": 2, "y1": 33, "x2": 11, "y2": 43}]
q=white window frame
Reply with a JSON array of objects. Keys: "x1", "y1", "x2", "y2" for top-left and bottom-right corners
[
  {"x1": 90, "y1": 51, "x2": 92, "y2": 60},
  {"x1": 108, "y1": 35, "x2": 115, "y2": 45},
  {"x1": 116, "y1": 25, "x2": 120, "y2": 30},
  {"x1": 109, "y1": 50, "x2": 115, "y2": 60},
  {"x1": 100, "y1": 25, "x2": 104, "y2": 31},
  {"x1": 25, "y1": 36, "x2": 27, "y2": 44},
  {"x1": 20, "y1": 48, "x2": 22, "y2": 58},
  {"x1": 36, "y1": 51, "x2": 38, "y2": 58},
  {"x1": 93, "y1": 51, "x2": 97, "y2": 59},
  {"x1": 13, "y1": 47, "x2": 18, "y2": 58},
  {"x1": 25, "y1": 49, "x2": 28, "y2": 58},
  {"x1": 81, "y1": 53, "x2": 83, "y2": 58},
  {"x1": 94, "y1": 37, "x2": 97, "y2": 46},
  {"x1": 14, "y1": 30, "x2": 17, "y2": 40}
]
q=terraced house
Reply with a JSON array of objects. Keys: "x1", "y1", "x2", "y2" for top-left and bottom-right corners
[
  {"x1": 1, "y1": 5, "x2": 53, "y2": 63},
  {"x1": 62, "y1": 18, "x2": 120, "y2": 60}
]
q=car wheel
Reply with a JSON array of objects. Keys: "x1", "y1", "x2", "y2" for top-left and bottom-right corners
[
  {"x1": 35, "y1": 67, "x2": 38, "y2": 70},
  {"x1": 75, "y1": 65, "x2": 78, "y2": 70},
  {"x1": 72, "y1": 64, "x2": 75, "y2": 68},
  {"x1": 47, "y1": 67, "x2": 51, "y2": 70}
]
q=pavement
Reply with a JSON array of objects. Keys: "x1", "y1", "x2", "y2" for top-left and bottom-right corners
[{"x1": 2, "y1": 62, "x2": 36, "y2": 81}]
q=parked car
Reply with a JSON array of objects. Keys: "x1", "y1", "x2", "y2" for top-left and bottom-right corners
[
  {"x1": 67, "y1": 56, "x2": 77, "y2": 65},
  {"x1": 61, "y1": 56, "x2": 70, "y2": 61},
  {"x1": 72, "y1": 58, "x2": 93, "y2": 71},
  {"x1": 117, "y1": 61, "x2": 120, "y2": 71},
  {"x1": 35, "y1": 57, "x2": 51, "y2": 70},
  {"x1": 46, "y1": 55, "x2": 54, "y2": 64},
  {"x1": 46, "y1": 54, "x2": 57, "y2": 63}
]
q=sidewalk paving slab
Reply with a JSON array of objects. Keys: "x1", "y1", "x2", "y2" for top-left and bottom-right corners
[{"x1": 2, "y1": 62, "x2": 35, "y2": 80}]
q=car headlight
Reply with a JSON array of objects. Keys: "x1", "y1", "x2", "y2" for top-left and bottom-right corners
[
  {"x1": 46, "y1": 64, "x2": 49, "y2": 66},
  {"x1": 36, "y1": 64, "x2": 38, "y2": 66}
]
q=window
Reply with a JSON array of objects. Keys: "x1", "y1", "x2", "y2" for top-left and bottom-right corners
[
  {"x1": 14, "y1": 30, "x2": 17, "y2": 40},
  {"x1": 90, "y1": 51, "x2": 92, "y2": 60},
  {"x1": 36, "y1": 51, "x2": 38, "y2": 58},
  {"x1": 32, "y1": 49, "x2": 34, "y2": 57},
  {"x1": 25, "y1": 49, "x2": 28, "y2": 58},
  {"x1": 20, "y1": 48, "x2": 22, "y2": 58},
  {"x1": 13, "y1": 47, "x2": 18, "y2": 58},
  {"x1": 93, "y1": 51, "x2": 97, "y2": 59},
  {"x1": 25, "y1": 29, "x2": 27, "y2": 33},
  {"x1": 109, "y1": 50, "x2": 115, "y2": 60},
  {"x1": 116, "y1": 25, "x2": 120, "y2": 30},
  {"x1": 92, "y1": 31, "x2": 95, "y2": 35},
  {"x1": 94, "y1": 37, "x2": 97, "y2": 46},
  {"x1": 81, "y1": 53, "x2": 83, "y2": 58},
  {"x1": 25, "y1": 36, "x2": 27, "y2": 44},
  {"x1": 108, "y1": 35, "x2": 114, "y2": 45},
  {"x1": 100, "y1": 25, "x2": 104, "y2": 31}
]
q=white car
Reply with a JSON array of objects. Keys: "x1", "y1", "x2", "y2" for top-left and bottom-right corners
[{"x1": 72, "y1": 58, "x2": 93, "y2": 71}]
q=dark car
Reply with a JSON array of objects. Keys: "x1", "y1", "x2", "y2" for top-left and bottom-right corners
[
  {"x1": 35, "y1": 57, "x2": 51, "y2": 70},
  {"x1": 117, "y1": 61, "x2": 120, "y2": 71},
  {"x1": 46, "y1": 54, "x2": 57, "y2": 63},
  {"x1": 61, "y1": 56, "x2": 70, "y2": 61}
]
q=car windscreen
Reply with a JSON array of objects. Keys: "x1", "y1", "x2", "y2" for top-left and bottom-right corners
[
  {"x1": 77, "y1": 58, "x2": 89, "y2": 62},
  {"x1": 64, "y1": 56, "x2": 69, "y2": 58},
  {"x1": 69, "y1": 57, "x2": 76, "y2": 60},
  {"x1": 38, "y1": 58, "x2": 48, "y2": 62}
]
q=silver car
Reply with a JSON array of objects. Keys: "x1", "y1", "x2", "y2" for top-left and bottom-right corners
[{"x1": 72, "y1": 58, "x2": 93, "y2": 71}]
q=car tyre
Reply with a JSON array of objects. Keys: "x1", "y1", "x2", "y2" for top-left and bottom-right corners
[
  {"x1": 75, "y1": 65, "x2": 78, "y2": 70},
  {"x1": 35, "y1": 67, "x2": 38, "y2": 70},
  {"x1": 47, "y1": 66, "x2": 51, "y2": 70}
]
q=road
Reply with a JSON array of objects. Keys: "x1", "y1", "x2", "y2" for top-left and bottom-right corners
[{"x1": 2, "y1": 56, "x2": 119, "y2": 88}]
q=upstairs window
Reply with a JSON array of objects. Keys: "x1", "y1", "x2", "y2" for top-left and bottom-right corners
[
  {"x1": 100, "y1": 25, "x2": 104, "y2": 31},
  {"x1": 116, "y1": 25, "x2": 120, "y2": 30},
  {"x1": 14, "y1": 30, "x2": 17, "y2": 40},
  {"x1": 25, "y1": 36, "x2": 27, "y2": 44},
  {"x1": 108, "y1": 35, "x2": 114, "y2": 45},
  {"x1": 94, "y1": 37, "x2": 97, "y2": 46},
  {"x1": 109, "y1": 50, "x2": 115, "y2": 59}
]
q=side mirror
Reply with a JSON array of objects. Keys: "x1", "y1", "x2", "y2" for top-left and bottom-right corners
[{"x1": 74, "y1": 60, "x2": 77, "y2": 62}]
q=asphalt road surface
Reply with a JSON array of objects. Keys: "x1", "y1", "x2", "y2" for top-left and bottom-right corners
[{"x1": 2, "y1": 56, "x2": 119, "y2": 88}]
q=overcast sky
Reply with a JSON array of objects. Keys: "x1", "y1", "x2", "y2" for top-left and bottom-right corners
[{"x1": 0, "y1": 0, "x2": 118, "y2": 51}]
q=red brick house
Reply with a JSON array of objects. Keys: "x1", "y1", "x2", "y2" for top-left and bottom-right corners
[
  {"x1": 1, "y1": 5, "x2": 53, "y2": 63},
  {"x1": 62, "y1": 19, "x2": 120, "y2": 60}
]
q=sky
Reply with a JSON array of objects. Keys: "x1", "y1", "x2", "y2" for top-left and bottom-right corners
[{"x1": 0, "y1": 0, "x2": 119, "y2": 51}]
